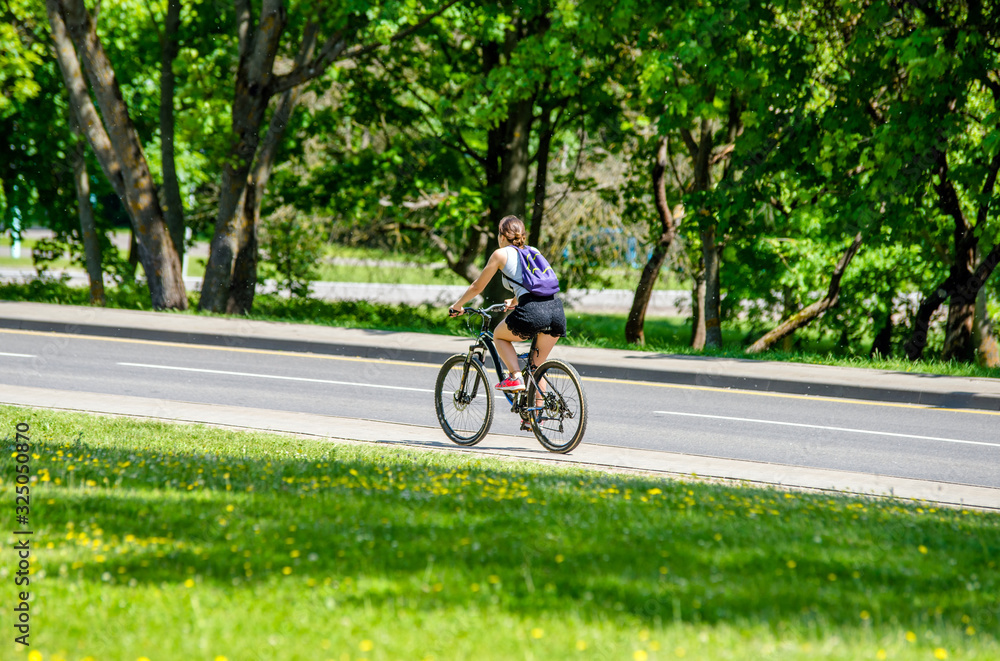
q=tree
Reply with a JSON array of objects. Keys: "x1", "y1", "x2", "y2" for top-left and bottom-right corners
[
  {"x1": 198, "y1": 0, "x2": 459, "y2": 314},
  {"x1": 620, "y1": 0, "x2": 812, "y2": 347},
  {"x1": 47, "y1": 0, "x2": 187, "y2": 309}
]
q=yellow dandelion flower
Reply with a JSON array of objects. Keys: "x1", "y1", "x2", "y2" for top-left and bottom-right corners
[
  {"x1": 531, "y1": 628, "x2": 544, "y2": 639},
  {"x1": 876, "y1": 650, "x2": 887, "y2": 660},
  {"x1": 966, "y1": 626, "x2": 976, "y2": 635},
  {"x1": 215, "y1": 657, "x2": 229, "y2": 661},
  {"x1": 786, "y1": 560, "x2": 796, "y2": 569},
  {"x1": 184, "y1": 579, "x2": 195, "y2": 588},
  {"x1": 282, "y1": 567, "x2": 292, "y2": 575},
  {"x1": 647, "y1": 488, "x2": 662, "y2": 495},
  {"x1": 555, "y1": 554, "x2": 564, "y2": 563},
  {"x1": 633, "y1": 651, "x2": 648, "y2": 661},
  {"x1": 576, "y1": 640, "x2": 587, "y2": 651},
  {"x1": 905, "y1": 631, "x2": 917, "y2": 642},
  {"x1": 919, "y1": 545, "x2": 928, "y2": 554},
  {"x1": 934, "y1": 649, "x2": 948, "y2": 659},
  {"x1": 860, "y1": 611, "x2": 870, "y2": 620},
  {"x1": 488, "y1": 575, "x2": 501, "y2": 584},
  {"x1": 28, "y1": 652, "x2": 43, "y2": 661},
  {"x1": 359, "y1": 640, "x2": 374, "y2": 652}
]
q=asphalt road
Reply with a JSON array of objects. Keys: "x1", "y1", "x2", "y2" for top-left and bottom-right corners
[{"x1": 2, "y1": 328, "x2": 999, "y2": 489}]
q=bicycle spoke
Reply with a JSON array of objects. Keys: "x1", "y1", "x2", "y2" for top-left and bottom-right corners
[
  {"x1": 435, "y1": 354, "x2": 494, "y2": 446},
  {"x1": 528, "y1": 360, "x2": 587, "y2": 453}
]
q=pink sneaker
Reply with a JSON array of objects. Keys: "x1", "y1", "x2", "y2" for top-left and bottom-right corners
[{"x1": 495, "y1": 375, "x2": 526, "y2": 392}]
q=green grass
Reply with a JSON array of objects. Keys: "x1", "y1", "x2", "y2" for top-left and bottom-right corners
[
  {"x1": 1, "y1": 406, "x2": 998, "y2": 660},
  {"x1": 0, "y1": 236, "x2": 75, "y2": 270},
  {"x1": 2, "y1": 278, "x2": 998, "y2": 380}
]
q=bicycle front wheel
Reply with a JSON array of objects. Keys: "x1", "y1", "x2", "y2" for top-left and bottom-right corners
[
  {"x1": 526, "y1": 359, "x2": 588, "y2": 453},
  {"x1": 434, "y1": 354, "x2": 495, "y2": 446}
]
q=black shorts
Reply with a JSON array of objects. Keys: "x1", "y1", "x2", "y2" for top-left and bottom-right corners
[{"x1": 503, "y1": 294, "x2": 567, "y2": 341}]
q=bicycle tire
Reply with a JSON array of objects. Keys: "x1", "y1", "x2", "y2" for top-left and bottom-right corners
[
  {"x1": 526, "y1": 359, "x2": 588, "y2": 453},
  {"x1": 434, "y1": 353, "x2": 495, "y2": 446}
]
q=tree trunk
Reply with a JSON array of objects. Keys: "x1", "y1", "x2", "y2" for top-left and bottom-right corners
[
  {"x1": 160, "y1": 0, "x2": 185, "y2": 263},
  {"x1": 869, "y1": 291, "x2": 894, "y2": 359},
  {"x1": 58, "y1": 0, "x2": 187, "y2": 310},
  {"x1": 701, "y1": 224, "x2": 723, "y2": 348},
  {"x1": 69, "y1": 118, "x2": 105, "y2": 306},
  {"x1": 941, "y1": 248, "x2": 978, "y2": 362},
  {"x1": 626, "y1": 137, "x2": 678, "y2": 345},
  {"x1": 692, "y1": 119, "x2": 722, "y2": 349},
  {"x1": 780, "y1": 287, "x2": 795, "y2": 352},
  {"x1": 690, "y1": 264, "x2": 706, "y2": 349},
  {"x1": 200, "y1": 0, "x2": 287, "y2": 313},
  {"x1": 226, "y1": 22, "x2": 318, "y2": 314},
  {"x1": 127, "y1": 230, "x2": 139, "y2": 277},
  {"x1": 529, "y1": 102, "x2": 554, "y2": 249},
  {"x1": 746, "y1": 232, "x2": 864, "y2": 354},
  {"x1": 227, "y1": 182, "x2": 258, "y2": 315},
  {"x1": 46, "y1": 0, "x2": 127, "y2": 203},
  {"x1": 904, "y1": 246, "x2": 1000, "y2": 361},
  {"x1": 482, "y1": 95, "x2": 536, "y2": 307}
]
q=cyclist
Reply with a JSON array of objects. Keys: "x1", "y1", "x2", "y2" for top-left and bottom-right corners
[{"x1": 448, "y1": 215, "x2": 566, "y2": 392}]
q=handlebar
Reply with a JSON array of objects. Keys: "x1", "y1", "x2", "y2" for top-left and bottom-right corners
[
  {"x1": 453, "y1": 303, "x2": 507, "y2": 318},
  {"x1": 449, "y1": 303, "x2": 507, "y2": 334}
]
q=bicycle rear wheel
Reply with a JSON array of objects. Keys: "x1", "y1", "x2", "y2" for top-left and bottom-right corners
[
  {"x1": 434, "y1": 354, "x2": 495, "y2": 446},
  {"x1": 526, "y1": 359, "x2": 587, "y2": 453}
]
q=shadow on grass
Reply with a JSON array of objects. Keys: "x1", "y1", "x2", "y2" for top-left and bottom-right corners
[{"x1": 23, "y1": 434, "x2": 1000, "y2": 635}]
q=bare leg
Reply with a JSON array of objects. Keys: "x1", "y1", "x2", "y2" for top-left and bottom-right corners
[
  {"x1": 493, "y1": 320, "x2": 525, "y2": 375},
  {"x1": 529, "y1": 333, "x2": 560, "y2": 406},
  {"x1": 531, "y1": 333, "x2": 559, "y2": 366}
]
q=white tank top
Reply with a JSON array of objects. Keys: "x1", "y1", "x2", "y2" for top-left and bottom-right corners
[{"x1": 499, "y1": 246, "x2": 528, "y2": 299}]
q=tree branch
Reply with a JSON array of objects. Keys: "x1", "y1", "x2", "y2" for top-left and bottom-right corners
[
  {"x1": 746, "y1": 232, "x2": 865, "y2": 354},
  {"x1": 270, "y1": 0, "x2": 460, "y2": 96},
  {"x1": 976, "y1": 149, "x2": 1000, "y2": 227}
]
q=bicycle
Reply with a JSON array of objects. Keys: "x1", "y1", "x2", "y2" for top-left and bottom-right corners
[{"x1": 434, "y1": 303, "x2": 588, "y2": 453}]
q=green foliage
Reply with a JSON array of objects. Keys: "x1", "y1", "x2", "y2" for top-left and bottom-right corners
[
  {"x1": 0, "y1": 278, "x2": 186, "y2": 310},
  {"x1": 259, "y1": 211, "x2": 326, "y2": 298},
  {"x1": 0, "y1": 1, "x2": 45, "y2": 118},
  {"x1": 4, "y1": 0, "x2": 1000, "y2": 361}
]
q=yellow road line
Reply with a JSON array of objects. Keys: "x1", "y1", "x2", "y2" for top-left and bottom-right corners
[
  {"x1": 0, "y1": 327, "x2": 436, "y2": 368},
  {"x1": 3, "y1": 327, "x2": 997, "y2": 416}
]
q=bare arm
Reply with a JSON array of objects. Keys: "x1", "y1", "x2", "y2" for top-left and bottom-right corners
[{"x1": 449, "y1": 249, "x2": 506, "y2": 314}]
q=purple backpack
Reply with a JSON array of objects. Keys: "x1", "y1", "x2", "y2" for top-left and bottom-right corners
[{"x1": 506, "y1": 246, "x2": 560, "y2": 296}]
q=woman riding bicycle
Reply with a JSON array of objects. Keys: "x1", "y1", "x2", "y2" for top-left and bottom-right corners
[{"x1": 448, "y1": 215, "x2": 567, "y2": 392}]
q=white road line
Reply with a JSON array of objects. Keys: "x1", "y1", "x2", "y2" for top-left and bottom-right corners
[
  {"x1": 654, "y1": 410, "x2": 999, "y2": 448},
  {"x1": 0, "y1": 352, "x2": 35, "y2": 358},
  {"x1": 119, "y1": 362, "x2": 434, "y2": 393}
]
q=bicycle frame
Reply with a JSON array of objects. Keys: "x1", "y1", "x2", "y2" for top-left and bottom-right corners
[{"x1": 460, "y1": 306, "x2": 542, "y2": 411}]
